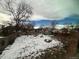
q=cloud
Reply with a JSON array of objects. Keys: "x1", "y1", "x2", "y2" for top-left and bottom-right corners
[
  {"x1": 0, "y1": 0, "x2": 79, "y2": 20},
  {"x1": 28, "y1": 0, "x2": 79, "y2": 19},
  {"x1": 0, "y1": 13, "x2": 10, "y2": 25}
]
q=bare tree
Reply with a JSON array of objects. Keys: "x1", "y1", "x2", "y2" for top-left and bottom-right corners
[
  {"x1": 0, "y1": 0, "x2": 33, "y2": 32},
  {"x1": 0, "y1": 0, "x2": 33, "y2": 26}
]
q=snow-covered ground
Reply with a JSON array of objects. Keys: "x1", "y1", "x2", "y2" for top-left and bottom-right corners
[{"x1": 0, "y1": 34, "x2": 63, "y2": 59}]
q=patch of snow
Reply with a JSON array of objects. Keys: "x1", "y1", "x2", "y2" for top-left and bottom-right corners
[
  {"x1": 0, "y1": 34, "x2": 63, "y2": 59},
  {"x1": 0, "y1": 36, "x2": 5, "y2": 38}
]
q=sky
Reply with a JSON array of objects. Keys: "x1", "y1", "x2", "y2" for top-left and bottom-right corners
[
  {"x1": 0, "y1": 0, "x2": 79, "y2": 24},
  {"x1": 29, "y1": 0, "x2": 79, "y2": 18}
]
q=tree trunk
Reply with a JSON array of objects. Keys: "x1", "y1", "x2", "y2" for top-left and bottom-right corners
[{"x1": 15, "y1": 19, "x2": 20, "y2": 32}]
